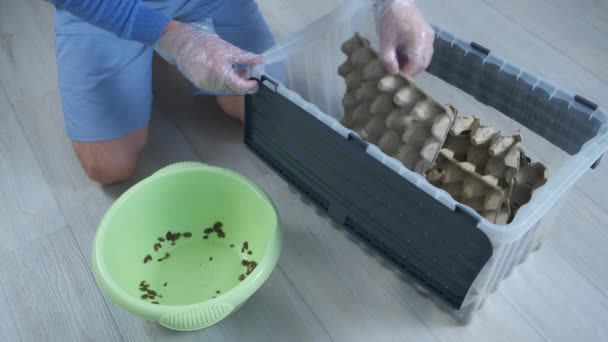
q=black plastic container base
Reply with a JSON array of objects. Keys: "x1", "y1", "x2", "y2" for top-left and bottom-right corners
[{"x1": 244, "y1": 77, "x2": 493, "y2": 311}]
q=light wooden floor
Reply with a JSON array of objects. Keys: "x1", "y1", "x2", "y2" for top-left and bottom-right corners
[{"x1": 1, "y1": 0, "x2": 607, "y2": 341}]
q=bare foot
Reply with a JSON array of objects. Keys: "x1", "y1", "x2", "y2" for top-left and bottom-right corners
[{"x1": 216, "y1": 96, "x2": 244, "y2": 123}]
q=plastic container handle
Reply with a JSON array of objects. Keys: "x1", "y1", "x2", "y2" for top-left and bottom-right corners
[{"x1": 158, "y1": 303, "x2": 235, "y2": 331}]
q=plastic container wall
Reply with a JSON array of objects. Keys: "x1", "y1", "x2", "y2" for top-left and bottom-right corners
[{"x1": 255, "y1": 0, "x2": 608, "y2": 322}]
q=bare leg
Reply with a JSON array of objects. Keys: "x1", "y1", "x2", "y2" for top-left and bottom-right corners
[
  {"x1": 216, "y1": 96, "x2": 245, "y2": 123},
  {"x1": 72, "y1": 124, "x2": 149, "y2": 185}
]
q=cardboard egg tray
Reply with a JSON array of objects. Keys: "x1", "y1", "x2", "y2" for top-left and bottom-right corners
[
  {"x1": 339, "y1": 33, "x2": 456, "y2": 174},
  {"x1": 338, "y1": 33, "x2": 547, "y2": 224},
  {"x1": 426, "y1": 116, "x2": 521, "y2": 224},
  {"x1": 509, "y1": 154, "x2": 548, "y2": 221}
]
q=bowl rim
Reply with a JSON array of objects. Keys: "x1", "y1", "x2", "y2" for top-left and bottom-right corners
[{"x1": 91, "y1": 163, "x2": 281, "y2": 320}]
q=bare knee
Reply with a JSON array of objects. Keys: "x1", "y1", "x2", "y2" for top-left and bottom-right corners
[
  {"x1": 73, "y1": 125, "x2": 148, "y2": 185},
  {"x1": 80, "y1": 154, "x2": 137, "y2": 185},
  {"x1": 216, "y1": 96, "x2": 244, "y2": 123}
]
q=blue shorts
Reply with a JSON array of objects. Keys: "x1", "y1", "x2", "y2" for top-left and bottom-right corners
[{"x1": 54, "y1": 0, "x2": 283, "y2": 142}]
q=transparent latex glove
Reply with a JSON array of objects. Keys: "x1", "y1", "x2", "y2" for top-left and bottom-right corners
[
  {"x1": 376, "y1": 0, "x2": 435, "y2": 77},
  {"x1": 155, "y1": 19, "x2": 264, "y2": 95}
]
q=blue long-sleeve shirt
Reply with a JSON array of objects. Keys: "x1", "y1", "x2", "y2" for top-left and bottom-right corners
[{"x1": 48, "y1": 0, "x2": 171, "y2": 46}]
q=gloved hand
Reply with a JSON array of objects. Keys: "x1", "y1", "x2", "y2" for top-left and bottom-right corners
[
  {"x1": 155, "y1": 20, "x2": 264, "y2": 95},
  {"x1": 376, "y1": 0, "x2": 435, "y2": 77}
]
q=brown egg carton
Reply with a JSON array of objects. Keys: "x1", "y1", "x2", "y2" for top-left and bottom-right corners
[
  {"x1": 425, "y1": 116, "x2": 522, "y2": 224},
  {"x1": 338, "y1": 33, "x2": 456, "y2": 174},
  {"x1": 509, "y1": 153, "x2": 548, "y2": 221},
  {"x1": 337, "y1": 33, "x2": 548, "y2": 224}
]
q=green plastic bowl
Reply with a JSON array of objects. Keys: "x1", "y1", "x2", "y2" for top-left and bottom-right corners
[{"x1": 92, "y1": 162, "x2": 281, "y2": 331}]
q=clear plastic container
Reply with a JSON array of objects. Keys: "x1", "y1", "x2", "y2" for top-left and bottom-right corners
[{"x1": 252, "y1": 0, "x2": 608, "y2": 323}]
